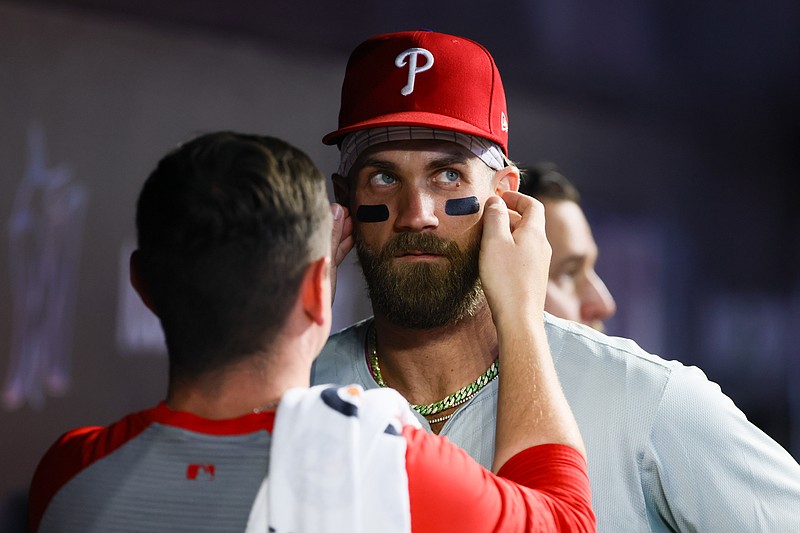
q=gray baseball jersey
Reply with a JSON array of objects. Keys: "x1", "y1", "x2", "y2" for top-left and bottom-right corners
[{"x1": 312, "y1": 313, "x2": 800, "y2": 532}]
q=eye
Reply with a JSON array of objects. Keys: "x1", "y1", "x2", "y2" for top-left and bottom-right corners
[
  {"x1": 563, "y1": 265, "x2": 580, "y2": 278},
  {"x1": 556, "y1": 261, "x2": 582, "y2": 284},
  {"x1": 556, "y1": 271, "x2": 575, "y2": 285},
  {"x1": 433, "y1": 169, "x2": 461, "y2": 186},
  {"x1": 369, "y1": 172, "x2": 396, "y2": 187}
]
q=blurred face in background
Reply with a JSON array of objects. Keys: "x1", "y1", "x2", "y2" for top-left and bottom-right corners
[{"x1": 542, "y1": 198, "x2": 616, "y2": 331}]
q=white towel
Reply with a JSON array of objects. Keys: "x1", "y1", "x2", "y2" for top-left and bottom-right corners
[{"x1": 247, "y1": 384, "x2": 420, "y2": 533}]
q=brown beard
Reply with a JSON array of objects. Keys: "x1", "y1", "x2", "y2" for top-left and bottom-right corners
[{"x1": 355, "y1": 230, "x2": 484, "y2": 329}]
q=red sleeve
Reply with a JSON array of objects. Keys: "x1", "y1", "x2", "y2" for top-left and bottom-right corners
[
  {"x1": 28, "y1": 410, "x2": 154, "y2": 533},
  {"x1": 403, "y1": 426, "x2": 595, "y2": 533}
]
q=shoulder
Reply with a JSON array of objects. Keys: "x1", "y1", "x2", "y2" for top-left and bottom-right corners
[
  {"x1": 311, "y1": 318, "x2": 372, "y2": 386},
  {"x1": 29, "y1": 406, "x2": 160, "y2": 532},
  {"x1": 544, "y1": 312, "x2": 738, "y2": 452},
  {"x1": 323, "y1": 318, "x2": 372, "y2": 353},
  {"x1": 544, "y1": 312, "x2": 684, "y2": 404},
  {"x1": 644, "y1": 355, "x2": 800, "y2": 529},
  {"x1": 33, "y1": 406, "x2": 160, "y2": 486},
  {"x1": 545, "y1": 312, "x2": 675, "y2": 375},
  {"x1": 541, "y1": 316, "x2": 800, "y2": 529},
  {"x1": 545, "y1": 313, "x2": 755, "y2": 428}
]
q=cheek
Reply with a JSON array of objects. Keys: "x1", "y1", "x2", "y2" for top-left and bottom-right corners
[
  {"x1": 353, "y1": 217, "x2": 390, "y2": 249},
  {"x1": 356, "y1": 204, "x2": 389, "y2": 223},
  {"x1": 545, "y1": 281, "x2": 582, "y2": 321},
  {"x1": 444, "y1": 196, "x2": 480, "y2": 216},
  {"x1": 352, "y1": 188, "x2": 392, "y2": 226},
  {"x1": 439, "y1": 196, "x2": 485, "y2": 239},
  {"x1": 354, "y1": 190, "x2": 486, "y2": 234}
]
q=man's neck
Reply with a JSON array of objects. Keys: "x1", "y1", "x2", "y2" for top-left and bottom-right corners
[
  {"x1": 372, "y1": 302, "x2": 498, "y2": 407},
  {"x1": 165, "y1": 347, "x2": 313, "y2": 420}
]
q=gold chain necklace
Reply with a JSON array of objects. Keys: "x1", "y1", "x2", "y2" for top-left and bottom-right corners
[{"x1": 367, "y1": 323, "x2": 498, "y2": 419}]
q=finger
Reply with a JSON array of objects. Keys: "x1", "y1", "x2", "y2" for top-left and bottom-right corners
[
  {"x1": 336, "y1": 234, "x2": 354, "y2": 266},
  {"x1": 481, "y1": 195, "x2": 511, "y2": 242},
  {"x1": 501, "y1": 190, "x2": 544, "y2": 230},
  {"x1": 330, "y1": 203, "x2": 353, "y2": 267},
  {"x1": 331, "y1": 203, "x2": 344, "y2": 244},
  {"x1": 335, "y1": 209, "x2": 353, "y2": 266},
  {"x1": 507, "y1": 209, "x2": 522, "y2": 230}
]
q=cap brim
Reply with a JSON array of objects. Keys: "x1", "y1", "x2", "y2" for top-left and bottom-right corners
[{"x1": 322, "y1": 112, "x2": 505, "y2": 152}]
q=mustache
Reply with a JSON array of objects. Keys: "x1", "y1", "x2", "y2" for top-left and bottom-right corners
[{"x1": 380, "y1": 232, "x2": 458, "y2": 258}]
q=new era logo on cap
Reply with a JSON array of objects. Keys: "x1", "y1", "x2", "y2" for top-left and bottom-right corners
[{"x1": 323, "y1": 30, "x2": 510, "y2": 155}]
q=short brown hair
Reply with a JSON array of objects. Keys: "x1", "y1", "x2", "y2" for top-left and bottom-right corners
[
  {"x1": 519, "y1": 162, "x2": 581, "y2": 204},
  {"x1": 135, "y1": 132, "x2": 330, "y2": 383}
]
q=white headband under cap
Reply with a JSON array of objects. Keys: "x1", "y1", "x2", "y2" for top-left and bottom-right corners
[{"x1": 337, "y1": 126, "x2": 506, "y2": 177}]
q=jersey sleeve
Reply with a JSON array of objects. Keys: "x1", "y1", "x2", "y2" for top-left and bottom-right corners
[
  {"x1": 29, "y1": 426, "x2": 105, "y2": 533},
  {"x1": 403, "y1": 426, "x2": 595, "y2": 533},
  {"x1": 28, "y1": 410, "x2": 154, "y2": 533},
  {"x1": 642, "y1": 364, "x2": 800, "y2": 531}
]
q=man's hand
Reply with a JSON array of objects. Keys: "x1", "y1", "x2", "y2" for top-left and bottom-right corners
[
  {"x1": 329, "y1": 203, "x2": 353, "y2": 304},
  {"x1": 482, "y1": 194, "x2": 586, "y2": 470},
  {"x1": 479, "y1": 191, "x2": 551, "y2": 324}
]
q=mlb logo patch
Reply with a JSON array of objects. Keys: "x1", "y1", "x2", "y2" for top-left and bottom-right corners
[{"x1": 186, "y1": 464, "x2": 215, "y2": 480}]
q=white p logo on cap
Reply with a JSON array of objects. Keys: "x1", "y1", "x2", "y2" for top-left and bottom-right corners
[{"x1": 395, "y1": 48, "x2": 434, "y2": 96}]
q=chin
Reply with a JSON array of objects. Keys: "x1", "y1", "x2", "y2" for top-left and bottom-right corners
[{"x1": 588, "y1": 321, "x2": 605, "y2": 333}]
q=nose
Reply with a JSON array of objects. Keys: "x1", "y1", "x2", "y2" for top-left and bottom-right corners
[
  {"x1": 580, "y1": 271, "x2": 617, "y2": 327},
  {"x1": 393, "y1": 187, "x2": 439, "y2": 232}
]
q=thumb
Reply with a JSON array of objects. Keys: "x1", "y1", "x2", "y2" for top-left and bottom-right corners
[
  {"x1": 330, "y1": 203, "x2": 345, "y2": 253},
  {"x1": 482, "y1": 196, "x2": 511, "y2": 242},
  {"x1": 331, "y1": 203, "x2": 344, "y2": 234}
]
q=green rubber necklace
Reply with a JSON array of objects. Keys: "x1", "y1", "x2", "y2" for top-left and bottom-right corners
[{"x1": 367, "y1": 323, "x2": 499, "y2": 417}]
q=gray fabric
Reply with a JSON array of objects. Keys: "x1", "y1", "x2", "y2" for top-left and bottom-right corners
[
  {"x1": 39, "y1": 424, "x2": 271, "y2": 533},
  {"x1": 312, "y1": 312, "x2": 800, "y2": 532},
  {"x1": 337, "y1": 126, "x2": 505, "y2": 176}
]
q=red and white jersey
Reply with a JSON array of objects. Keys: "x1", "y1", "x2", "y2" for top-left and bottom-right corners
[{"x1": 29, "y1": 386, "x2": 593, "y2": 533}]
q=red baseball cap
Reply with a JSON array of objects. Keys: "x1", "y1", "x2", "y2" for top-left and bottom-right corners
[{"x1": 323, "y1": 30, "x2": 509, "y2": 155}]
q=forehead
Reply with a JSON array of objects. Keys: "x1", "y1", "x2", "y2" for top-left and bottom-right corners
[
  {"x1": 350, "y1": 139, "x2": 487, "y2": 174},
  {"x1": 542, "y1": 199, "x2": 597, "y2": 254}
]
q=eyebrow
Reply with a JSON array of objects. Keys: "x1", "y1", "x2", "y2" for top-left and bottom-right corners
[
  {"x1": 555, "y1": 249, "x2": 602, "y2": 272},
  {"x1": 426, "y1": 154, "x2": 471, "y2": 169},
  {"x1": 357, "y1": 152, "x2": 471, "y2": 174},
  {"x1": 357, "y1": 158, "x2": 397, "y2": 172},
  {"x1": 554, "y1": 255, "x2": 586, "y2": 271}
]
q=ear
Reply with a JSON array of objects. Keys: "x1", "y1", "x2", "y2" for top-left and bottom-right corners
[
  {"x1": 130, "y1": 250, "x2": 158, "y2": 316},
  {"x1": 493, "y1": 165, "x2": 520, "y2": 194},
  {"x1": 301, "y1": 256, "x2": 331, "y2": 326},
  {"x1": 332, "y1": 173, "x2": 351, "y2": 206}
]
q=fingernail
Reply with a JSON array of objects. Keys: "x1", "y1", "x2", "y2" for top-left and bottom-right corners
[
  {"x1": 331, "y1": 204, "x2": 343, "y2": 221},
  {"x1": 486, "y1": 196, "x2": 505, "y2": 208}
]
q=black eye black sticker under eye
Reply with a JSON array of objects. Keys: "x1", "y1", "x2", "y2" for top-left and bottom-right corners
[
  {"x1": 356, "y1": 204, "x2": 390, "y2": 223},
  {"x1": 445, "y1": 196, "x2": 480, "y2": 216}
]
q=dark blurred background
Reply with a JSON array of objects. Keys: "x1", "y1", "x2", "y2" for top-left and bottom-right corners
[{"x1": 1, "y1": 1, "x2": 798, "y2": 530}]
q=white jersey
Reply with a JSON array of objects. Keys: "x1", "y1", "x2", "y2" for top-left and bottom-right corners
[{"x1": 312, "y1": 312, "x2": 800, "y2": 532}]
